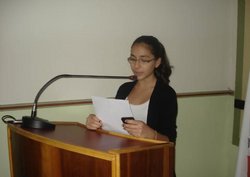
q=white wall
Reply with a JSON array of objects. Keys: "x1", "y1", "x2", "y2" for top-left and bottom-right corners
[
  {"x1": 0, "y1": 0, "x2": 237, "y2": 105},
  {"x1": 0, "y1": 1, "x2": 239, "y2": 176}
]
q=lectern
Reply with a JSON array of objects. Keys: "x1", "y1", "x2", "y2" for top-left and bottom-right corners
[{"x1": 7, "y1": 122, "x2": 174, "y2": 177}]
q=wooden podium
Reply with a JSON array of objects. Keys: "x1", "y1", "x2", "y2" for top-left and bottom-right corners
[{"x1": 7, "y1": 122, "x2": 174, "y2": 177}]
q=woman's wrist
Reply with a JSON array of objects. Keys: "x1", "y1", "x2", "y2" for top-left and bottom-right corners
[
  {"x1": 150, "y1": 129, "x2": 157, "y2": 140},
  {"x1": 154, "y1": 130, "x2": 158, "y2": 140}
]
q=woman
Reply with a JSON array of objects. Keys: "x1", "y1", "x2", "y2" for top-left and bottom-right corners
[{"x1": 86, "y1": 35, "x2": 177, "y2": 143}]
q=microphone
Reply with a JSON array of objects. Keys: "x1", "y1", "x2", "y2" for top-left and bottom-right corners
[{"x1": 22, "y1": 74, "x2": 137, "y2": 130}]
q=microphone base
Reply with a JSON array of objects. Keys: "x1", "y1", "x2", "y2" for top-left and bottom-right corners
[{"x1": 22, "y1": 116, "x2": 56, "y2": 130}]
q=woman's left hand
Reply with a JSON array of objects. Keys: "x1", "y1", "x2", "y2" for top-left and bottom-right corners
[{"x1": 122, "y1": 119, "x2": 155, "y2": 139}]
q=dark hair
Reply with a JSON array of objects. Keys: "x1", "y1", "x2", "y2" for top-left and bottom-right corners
[{"x1": 132, "y1": 35, "x2": 173, "y2": 84}]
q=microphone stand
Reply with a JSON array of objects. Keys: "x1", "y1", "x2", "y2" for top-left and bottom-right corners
[{"x1": 22, "y1": 74, "x2": 136, "y2": 130}]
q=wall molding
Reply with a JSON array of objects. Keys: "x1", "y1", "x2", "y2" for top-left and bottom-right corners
[{"x1": 0, "y1": 90, "x2": 234, "y2": 111}]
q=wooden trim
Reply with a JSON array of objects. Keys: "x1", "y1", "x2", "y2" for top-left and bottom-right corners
[
  {"x1": 177, "y1": 90, "x2": 234, "y2": 98},
  {"x1": 0, "y1": 90, "x2": 234, "y2": 111},
  {"x1": 7, "y1": 126, "x2": 14, "y2": 177},
  {"x1": 0, "y1": 99, "x2": 92, "y2": 111}
]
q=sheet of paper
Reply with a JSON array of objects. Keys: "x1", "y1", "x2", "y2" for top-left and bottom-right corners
[{"x1": 92, "y1": 96, "x2": 134, "y2": 134}]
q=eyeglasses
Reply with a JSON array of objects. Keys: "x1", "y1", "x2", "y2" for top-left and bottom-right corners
[{"x1": 127, "y1": 57, "x2": 155, "y2": 65}]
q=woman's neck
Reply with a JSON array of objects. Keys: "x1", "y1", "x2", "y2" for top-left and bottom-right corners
[
  {"x1": 136, "y1": 75, "x2": 157, "y2": 88},
  {"x1": 128, "y1": 75, "x2": 157, "y2": 105}
]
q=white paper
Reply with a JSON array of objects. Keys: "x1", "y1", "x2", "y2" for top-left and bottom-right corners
[{"x1": 92, "y1": 96, "x2": 134, "y2": 134}]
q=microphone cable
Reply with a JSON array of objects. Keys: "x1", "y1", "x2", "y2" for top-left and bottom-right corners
[{"x1": 1, "y1": 115, "x2": 22, "y2": 124}]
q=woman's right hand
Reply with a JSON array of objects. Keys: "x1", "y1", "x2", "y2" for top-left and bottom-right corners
[{"x1": 85, "y1": 114, "x2": 102, "y2": 130}]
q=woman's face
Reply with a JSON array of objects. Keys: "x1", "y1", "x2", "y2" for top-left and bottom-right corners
[{"x1": 129, "y1": 43, "x2": 161, "y2": 81}]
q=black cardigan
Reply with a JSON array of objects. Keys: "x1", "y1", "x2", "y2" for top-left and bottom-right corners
[{"x1": 115, "y1": 79, "x2": 178, "y2": 142}]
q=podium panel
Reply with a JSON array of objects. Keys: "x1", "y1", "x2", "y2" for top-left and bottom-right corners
[{"x1": 7, "y1": 122, "x2": 174, "y2": 177}]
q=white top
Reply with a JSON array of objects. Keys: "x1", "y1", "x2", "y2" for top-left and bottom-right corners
[{"x1": 130, "y1": 100, "x2": 149, "y2": 122}]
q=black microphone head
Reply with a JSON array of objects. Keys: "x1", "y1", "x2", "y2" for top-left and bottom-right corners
[{"x1": 129, "y1": 75, "x2": 137, "y2": 80}]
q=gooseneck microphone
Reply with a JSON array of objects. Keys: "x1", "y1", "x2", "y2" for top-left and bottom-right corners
[{"x1": 22, "y1": 74, "x2": 137, "y2": 130}]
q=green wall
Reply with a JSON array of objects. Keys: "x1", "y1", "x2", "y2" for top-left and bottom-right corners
[
  {"x1": 176, "y1": 95, "x2": 238, "y2": 177},
  {"x1": 0, "y1": 95, "x2": 238, "y2": 177}
]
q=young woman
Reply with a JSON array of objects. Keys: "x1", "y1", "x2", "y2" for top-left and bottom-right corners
[{"x1": 86, "y1": 35, "x2": 177, "y2": 143}]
